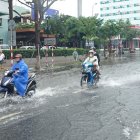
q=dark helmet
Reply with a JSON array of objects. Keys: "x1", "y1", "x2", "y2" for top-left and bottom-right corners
[{"x1": 14, "y1": 54, "x2": 22, "y2": 59}]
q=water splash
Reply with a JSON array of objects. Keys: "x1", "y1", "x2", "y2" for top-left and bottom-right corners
[
  {"x1": 100, "y1": 74, "x2": 140, "y2": 87},
  {"x1": 123, "y1": 127, "x2": 132, "y2": 139}
]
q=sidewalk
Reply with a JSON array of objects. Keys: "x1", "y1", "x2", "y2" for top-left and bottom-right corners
[{"x1": 0, "y1": 56, "x2": 83, "y2": 75}]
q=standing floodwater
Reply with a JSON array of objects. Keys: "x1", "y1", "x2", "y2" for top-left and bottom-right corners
[{"x1": 0, "y1": 52, "x2": 140, "y2": 140}]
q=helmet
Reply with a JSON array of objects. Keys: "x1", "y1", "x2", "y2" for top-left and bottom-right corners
[
  {"x1": 14, "y1": 54, "x2": 22, "y2": 59},
  {"x1": 89, "y1": 50, "x2": 94, "y2": 53}
]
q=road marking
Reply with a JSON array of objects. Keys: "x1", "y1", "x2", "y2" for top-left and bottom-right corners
[{"x1": 0, "y1": 112, "x2": 22, "y2": 122}]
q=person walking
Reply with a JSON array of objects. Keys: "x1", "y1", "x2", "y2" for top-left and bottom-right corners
[
  {"x1": 0, "y1": 50, "x2": 5, "y2": 69},
  {"x1": 72, "y1": 49, "x2": 79, "y2": 61}
]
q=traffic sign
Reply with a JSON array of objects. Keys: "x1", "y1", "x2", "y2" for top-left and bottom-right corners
[
  {"x1": 8, "y1": 31, "x2": 16, "y2": 46},
  {"x1": 8, "y1": 20, "x2": 16, "y2": 30},
  {"x1": 44, "y1": 38, "x2": 56, "y2": 45}
]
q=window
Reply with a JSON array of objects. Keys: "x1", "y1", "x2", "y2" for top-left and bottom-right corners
[
  {"x1": 0, "y1": 39, "x2": 3, "y2": 44},
  {"x1": 134, "y1": 17, "x2": 140, "y2": 20},
  {"x1": 100, "y1": 1, "x2": 110, "y2": 4},
  {"x1": 0, "y1": 18, "x2": 2, "y2": 26},
  {"x1": 134, "y1": 4, "x2": 140, "y2": 7},
  {"x1": 114, "y1": 0, "x2": 129, "y2": 2}
]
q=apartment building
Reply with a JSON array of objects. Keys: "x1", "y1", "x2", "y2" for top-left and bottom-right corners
[
  {"x1": 0, "y1": 0, "x2": 8, "y2": 44},
  {"x1": 100, "y1": 0, "x2": 140, "y2": 25}
]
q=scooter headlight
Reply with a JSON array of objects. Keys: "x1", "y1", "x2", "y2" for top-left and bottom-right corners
[{"x1": 4, "y1": 71, "x2": 9, "y2": 76}]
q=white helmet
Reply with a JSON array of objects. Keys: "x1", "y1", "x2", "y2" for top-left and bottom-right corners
[{"x1": 89, "y1": 50, "x2": 94, "y2": 53}]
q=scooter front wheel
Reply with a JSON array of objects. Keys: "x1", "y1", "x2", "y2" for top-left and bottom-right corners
[
  {"x1": 0, "y1": 92, "x2": 7, "y2": 99},
  {"x1": 80, "y1": 75, "x2": 88, "y2": 87}
]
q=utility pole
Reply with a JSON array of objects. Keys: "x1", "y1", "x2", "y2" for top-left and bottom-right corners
[
  {"x1": 8, "y1": 0, "x2": 15, "y2": 66},
  {"x1": 8, "y1": 0, "x2": 13, "y2": 20},
  {"x1": 34, "y1": 0, "x2": 41, "y2": 70}
]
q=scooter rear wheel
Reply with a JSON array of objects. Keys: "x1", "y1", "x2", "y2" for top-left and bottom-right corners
[{"x1": 26, "y1": 90, "x2": 36, "y2": 97}]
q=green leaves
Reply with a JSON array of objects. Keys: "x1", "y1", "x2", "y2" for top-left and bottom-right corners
[
  {"x1": 16, "y1": 23, "x2": 35, "y2": 29},
  {"x1": 3, "y1": 48, "x2": 87, "y2": 59},
  {"x1": 16, "y1": 13, "x2": 140, "y2": 48}
]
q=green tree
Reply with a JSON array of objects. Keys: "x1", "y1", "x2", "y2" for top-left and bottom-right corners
[
  {"x1": 79, "y1": 17, "x2": 103, "y2": 48},
  {"x1": 100, "y1": 20, "x2": 120, "y2": 56},
  {"x1": 117, "y1": 19, "x2": 140, "y2": 48},
  {"x1": 65, "y1": 17, "x2": 82, "y2": 47},
  {"x1": 17, "y1": 0, "x2": 62, "y2": 70}
]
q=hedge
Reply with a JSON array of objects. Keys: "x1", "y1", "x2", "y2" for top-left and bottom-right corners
[{"x1": 3, "y1": 48, "x2": 88, "y2": 59}]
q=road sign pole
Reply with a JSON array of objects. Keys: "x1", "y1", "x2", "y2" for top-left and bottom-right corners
[
  {"x1": 8, "y1": 20, "x2": 16, "y2": 66},
  {"x1": 10, "y1": 29, "x2": 13, "y2": 66},
  {"x1": 45, "y1": 45, "x2": 48, "y2": 66},
  {"x1": 37, "y1": 44, "x2": 41, "y2": 70}
]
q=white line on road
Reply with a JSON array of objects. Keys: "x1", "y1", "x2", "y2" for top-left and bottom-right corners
[{"x1": 0, "y1": 112, "x2": 22, "y2": 122}]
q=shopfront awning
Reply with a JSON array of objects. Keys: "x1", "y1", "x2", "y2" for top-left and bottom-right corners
[{"x1": 129, "y1": 25, "x2": 140, "y2": 29}]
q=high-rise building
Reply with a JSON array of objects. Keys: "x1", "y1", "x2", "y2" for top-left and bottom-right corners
[
  {"x1": 100, "y1": 0, "x2": 140, "y2": 25},
  {"x1": 77, "y1": 0, "x2": 82, "y2": 17}
]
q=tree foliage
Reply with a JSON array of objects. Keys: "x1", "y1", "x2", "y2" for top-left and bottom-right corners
[
  {"x1": 16, "y1": 0, "x2": 140, "y2": 49},
  {"x1": 79, "y1": 17, "x2": 103, "y2": 42}
]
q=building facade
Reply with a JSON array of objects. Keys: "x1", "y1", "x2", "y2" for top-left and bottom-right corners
[
  {"x1": 100, "y1": 0, "x2": 140, "y2": 25},
  {"x1": 0, "y1": 0, "x2": 8, "y2": 44}
]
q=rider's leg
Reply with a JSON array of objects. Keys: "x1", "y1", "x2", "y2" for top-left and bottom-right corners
[{"x1": 88, "y1": 71, "x2": 94, "y2": 85}]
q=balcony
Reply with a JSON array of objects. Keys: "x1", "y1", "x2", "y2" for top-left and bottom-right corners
[{"x1": 16, "y1": 28, "x2": 44, "y2": 33}]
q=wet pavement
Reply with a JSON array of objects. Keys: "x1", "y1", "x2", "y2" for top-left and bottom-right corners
[{"x1": 0, "y1": 52, "x2": 140, "y2": 140}]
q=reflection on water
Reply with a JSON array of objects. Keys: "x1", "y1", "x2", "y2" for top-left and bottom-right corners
[{"x1": 135, "y1": 132, "x2": 140, "y2": 140}]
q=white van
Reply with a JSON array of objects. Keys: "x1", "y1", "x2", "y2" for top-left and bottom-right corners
[{"x1": 0, "y1": 44, "x2": 10, "y2": 50}]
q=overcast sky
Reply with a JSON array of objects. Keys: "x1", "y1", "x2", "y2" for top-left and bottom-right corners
[{"x1": 13, "y1": 0, "x2": 100, "y2": 17}]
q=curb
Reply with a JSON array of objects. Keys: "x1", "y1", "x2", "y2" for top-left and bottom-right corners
[{"x1": 30, "y1": 63, "x2": 81, "y2": 74}]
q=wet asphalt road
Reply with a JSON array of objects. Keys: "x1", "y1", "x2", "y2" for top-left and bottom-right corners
[{"x1": 0, "y1": 52, "x2": 140, "y2": 140}]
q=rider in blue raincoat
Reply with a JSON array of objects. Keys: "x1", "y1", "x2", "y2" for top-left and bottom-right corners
[{"x1": 11, "y1": 54, "x2": 28, "y2": 97}]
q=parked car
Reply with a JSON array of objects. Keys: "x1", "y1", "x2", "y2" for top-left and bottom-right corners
[
  {"x1": 48, "y1": 46, "x2": 56, "y2": 49},
  {"x1": 41, "y1": 46, "x2": 56, "y2": 50},
  {"x1": 57, "y1": 47, "x2": 66, "y2": 49},
  {"x1": 19, "y1": 46, "x2": 35, "y2": 50},
  {"x1": 0, "y1": 44, "x2": 10, "y2": 50},
  {"x1": 40, "y1": 46, "x2": 47, "y2": 50}
]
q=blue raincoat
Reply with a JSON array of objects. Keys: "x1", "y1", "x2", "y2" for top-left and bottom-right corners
[
  {"x1": 82, "y1": 62, "x2": 94, "y2": 85},
  {"x1": 11, "y1": 60, "x2": 28, "y2": 96}
]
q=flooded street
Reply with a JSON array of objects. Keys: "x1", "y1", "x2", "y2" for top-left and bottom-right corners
[{"x1": 0, "y1": 52, "x2": 140, "y2": 140}]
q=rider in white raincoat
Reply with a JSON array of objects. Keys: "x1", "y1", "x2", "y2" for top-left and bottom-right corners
[{"x1": 83, "y1": 50, "x2": 99, "y2": 85}]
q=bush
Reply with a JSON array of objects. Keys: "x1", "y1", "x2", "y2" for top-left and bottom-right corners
[{"x1": 3, "y1": 48, "x2": 88, "y2": 59}]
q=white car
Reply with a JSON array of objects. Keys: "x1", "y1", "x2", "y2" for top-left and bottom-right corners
[
  {"x1": 19, "y1": 46, "x2": 35, "y2": 50},
  {"x1": 41, "y1": 46, "x2": 56, "y2": 50},
  {"x1": 0, "y1": 44, "x2": 10, "y2": 50}
]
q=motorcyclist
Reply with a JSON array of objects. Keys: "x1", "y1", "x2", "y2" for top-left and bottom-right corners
[
  {"x1": 90, "y1": 47, "x2": 100, "y2": 66},
  {"x1": 83, "y1": 50, "x2": 100, "y2": 85},
  {"x1": 10, "y1": 54, "x2": 28, "y2": 97}
]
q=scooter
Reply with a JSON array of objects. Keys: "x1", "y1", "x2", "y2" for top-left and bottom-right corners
[
  {"x1": 0, "y1": 70, "x2": 36, "y2": 98},
  {"x1": 80, "y1": 62, "x2": 99, "y2": 87}
]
